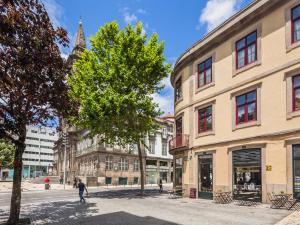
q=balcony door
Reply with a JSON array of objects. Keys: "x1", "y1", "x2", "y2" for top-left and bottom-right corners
[
  {"x1": 198, "y1": 154, "x2": 213, "y2": 199},
  {"x1": 175, "y1": 117, "x2": 182, "y2": 146}
]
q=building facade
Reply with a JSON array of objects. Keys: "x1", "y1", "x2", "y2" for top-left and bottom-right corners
[
  {"x1": 1, "y1": 126, "x2": 58, "y2": 179},
  {"x1": 53, "y1": 19, "x2": 174, "y2": 186},
  {"x1": 170, "y1": 0, "x2": 300, "y2": 203},
  {"x1": 54, "y1": 117, "x2": 174, "y2": 186}
]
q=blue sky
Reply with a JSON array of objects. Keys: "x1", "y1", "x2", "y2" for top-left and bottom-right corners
[{"x1": 43, "y1": 0, "x2": 253, "y2": 115}]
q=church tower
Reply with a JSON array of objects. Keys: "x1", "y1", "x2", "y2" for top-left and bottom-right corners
[{"x1": 67, "y1": 18, "x2": 86, "y2": 67}]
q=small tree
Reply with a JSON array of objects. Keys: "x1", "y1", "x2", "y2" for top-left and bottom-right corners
[
  {"x1": 0, "y1": 139, "x2": 15, "y2": 169},
  {"x1": 69, "y1": 21, "x2": 170, "y2": 194},
  {"x1": 0, "y1": 0, "x2": 75, "y2": 223}
]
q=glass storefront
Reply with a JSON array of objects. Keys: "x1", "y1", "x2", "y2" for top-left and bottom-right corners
[
  {"x1": 198, "y1": 154, "x2": 213, "y2": 199},
  {"x1": 293, "y1": 145, "x2": 300, "y2": 196},
  {"x1": 175, "y1": 157, "x2": 182, "y2": 186},
  {"x1": 233, "y1": 149, "x2": 262, "y2": 202}
]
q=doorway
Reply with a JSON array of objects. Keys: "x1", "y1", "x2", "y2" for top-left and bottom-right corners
[
  {"x1": 232, "y1": 149, "x2": 262, "y2": 202},
  {"x1": 198, "y1": 154, "x2": 213, "y2": 199}
]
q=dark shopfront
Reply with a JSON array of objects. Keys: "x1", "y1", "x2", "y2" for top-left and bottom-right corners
[
  {"x1": 198, "y1": 154, "x2": 213, "y2": 199},
  {"x1": 232, "y1": 149, "x2": 262, "y2": 202}
]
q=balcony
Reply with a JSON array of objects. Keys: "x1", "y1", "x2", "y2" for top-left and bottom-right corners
[{"x1": 169, "y1": 134, "x2": 189, "y2": 153}]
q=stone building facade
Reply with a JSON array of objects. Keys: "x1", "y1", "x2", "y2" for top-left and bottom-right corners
[
  {"x1": 170, "y1": 0, "x2": 300, "y2": 203},
  {"x1": 53, "y1": 19, "x2": 174, "y2": 186}
]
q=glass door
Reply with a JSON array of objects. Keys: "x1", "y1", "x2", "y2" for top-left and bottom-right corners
[
  {"x1": 232, "y1": 149, "x2": 262, "y2": 202},
  {"x1": 293, "y1": 145, "x2": 300, "y2": 197},
  {"x1": 198, "y1": 154, "x2": 213, "y2": 199}
]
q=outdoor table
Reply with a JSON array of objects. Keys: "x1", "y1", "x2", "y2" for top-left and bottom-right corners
[
  {"x1": 214, "y1": 192, "x2": 232, "y2": 204},
  {"x1": 273, "y1": 194, "x2": 293, "y2": 208}
]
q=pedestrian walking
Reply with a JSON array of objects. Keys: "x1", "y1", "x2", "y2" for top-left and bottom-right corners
[
  {"x1": 73, "y1": 177, "x2": 78, "y2": 188},
  {"x1": 59, "y1": 175, "x2": 63, "y2": 184},
  {"x1": 78, "y1": 179, "x2": 88, "y2": 203},
  {"x1": 159, "y1": 178, "x2": 163, "y2": 193}
]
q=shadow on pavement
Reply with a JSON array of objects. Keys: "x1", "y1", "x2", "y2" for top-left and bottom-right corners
[{"x1": 4, "y1": 201, "x2": 177, "y2": 225}]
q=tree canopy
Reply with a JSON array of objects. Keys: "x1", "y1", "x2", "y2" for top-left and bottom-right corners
[
  {"x1": 0, "y1": 139, "x2": 14, "y2": 168},
  {"x1": 68, "y1": 21, "x2": 171, "y2": 146},
  {"x1": 0, "y1": 0, "x2": 75, "y2": 223}
]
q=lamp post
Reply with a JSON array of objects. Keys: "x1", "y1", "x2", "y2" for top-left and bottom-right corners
[{"x1": 63, "y1": 127, "x2": 68, "y2": 190}]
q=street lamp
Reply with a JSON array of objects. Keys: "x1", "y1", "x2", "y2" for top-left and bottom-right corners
[{"x1": 63, "y1": 127, "x2": 69, "y2": 190}]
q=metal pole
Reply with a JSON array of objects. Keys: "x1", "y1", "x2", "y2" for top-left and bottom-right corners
[{"x1": 63, "y1": 127, "x2": 67, "y2": 190}]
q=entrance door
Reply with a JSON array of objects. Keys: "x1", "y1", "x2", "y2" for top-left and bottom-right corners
[
  {"x1": 175, "y1": 117, "x2": 182, "y2": 146},
  {"x1": 198, "y1": 154, "x2": 213, "y2": 199},
  {"x1": 232, "y1": 149, "x2": 262, "y2": 202},
  {"x1": 293, "y1": 145, "x2": 300, "y2": 197}
]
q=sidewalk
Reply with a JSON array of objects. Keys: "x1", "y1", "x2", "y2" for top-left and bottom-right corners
[{"x1": 0, "y1": 181, "x2": 173, "y2": 193}]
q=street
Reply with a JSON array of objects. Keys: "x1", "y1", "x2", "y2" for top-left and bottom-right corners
[{"x1": 0, "y1": 187, "x2": 294, "y2": 225}]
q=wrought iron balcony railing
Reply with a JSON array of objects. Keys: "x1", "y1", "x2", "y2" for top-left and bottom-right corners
[{"x1": 169, "y1": 134, "x2": 189, "y2": 152}]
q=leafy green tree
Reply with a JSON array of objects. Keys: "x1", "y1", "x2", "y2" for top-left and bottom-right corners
[
  {"x1": 0, "y1": 139, "x2": 15, "y2": 168},
  {"x1": 0, "y1": 0, "x2": 74, "y2": 223},
  {"x1": 69, "y1": 21, "x2": 171, "y2": 194}
]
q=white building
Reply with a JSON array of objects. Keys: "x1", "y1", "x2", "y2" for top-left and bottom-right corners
[
  {"x1": 22, "y1": 126, "x2": 58, "y2": 177},
  {"x1": 144, "y1": 116, "x2": 174, "y2": 184}
]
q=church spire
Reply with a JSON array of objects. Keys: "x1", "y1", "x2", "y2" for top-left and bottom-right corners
[
  {"x1": 74, "y1": 17, "x2": 86, "y2": 50},
  {"x1": 67, "y1": 18, "x2": 86, "y2": 67}
]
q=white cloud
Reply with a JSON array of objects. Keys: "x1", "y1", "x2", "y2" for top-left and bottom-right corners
[
  {"x1": 137, "y1": 9, "x2": 147, "y2": 14},
  {"x1": 198, "y1": 0, "x2": 243, "y2": 32},
  {"x1": 121, "y1": 8, "x2": 138, "y2": 25},
  {"x1": 152, "y1": 74, "x2": 174, "y2": 115},
  {"x1": 42, "y1": 0, "x2": 64, "y2": 28}
]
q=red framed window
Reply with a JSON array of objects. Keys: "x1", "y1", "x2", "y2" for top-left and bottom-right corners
[
  {"x1": 236, "y1": 90, "x2": 257, "y2": 125},
  {"x1": 236, "y1": 31, "x2": 257, "y2": 69},
  {"x1": 198, "y1": 106, "x2": 212, "y2": 133},
  {"x1": 292, "y1": 4, "x2": 300, "y2": 43},
  {"x1": 198, "y1": 58, "x2": 212, "y2": 88},
  {"x1": 293, "y1": 75, "x2": 300, "y2": 111},
  {"x1": 175, "y1": 77, "x2": 182, "y2": 101}
]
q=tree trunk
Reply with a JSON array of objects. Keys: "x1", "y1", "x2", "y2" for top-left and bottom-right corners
[
  {"x1": 7, "y1": 133, "x2": 26, "y2": 225},
  {"x1": 137, "y1": 140, "x2": 145, "y2": 195}
]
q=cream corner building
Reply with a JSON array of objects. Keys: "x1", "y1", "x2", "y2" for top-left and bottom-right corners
[{"x1": 170, "y1": 0, "x2": 300, "y2": 203}]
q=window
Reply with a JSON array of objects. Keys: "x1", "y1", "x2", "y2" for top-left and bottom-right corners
[
  {"x1": 149, "y1": 139, "x2": 155, "y2": 154},
  {"x1": 162, "y1": 142, "x2": 167, "y2": 156},
  {"x1": 292, "y1": 5, "x2": 300, "y2": 43},
  {"x1": 31, "y1": 130, "x2": 38, "y2": 134},
  {"x1": 134, "y1": 159, "x2": 139, "y2": 171},
  {"x1": 160, "y1": 161, "x2": 168, "y2": 167},
  {"x1": 118, "y1": 157, "x2": 128, "y2": 171},
  {"x1": 175, "y1": 77, "x2": 182, "y2": 101},
  {"x1": 236, "y1": 90, "x2": 257, "y2": 124},
  {"x1": 198, "y1": 106, "x2": 213, "y2": 133},
  {"x1": 105, "y1": 156, "x2": 113, "y2": 170},
  {"x1": 26, "y1": 137, "x2": 39, "y2": 141},
  {"x1": 198, "y1": 58, "x2": 212, "y2": 88},
  {"x1": 293, "y1": 75, "x2": 300, "y2": 111},
  {"x1": 236, "y1": 31, "x2": 257, "y2": 69}
]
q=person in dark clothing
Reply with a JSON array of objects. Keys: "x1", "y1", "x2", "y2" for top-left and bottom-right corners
[
  {"x1": 78, "y1": 179, "x2": 88, "y2": 203},
  {"x1": 73, "y1": 177, "x2": 78, "y2": 188},
  {"x1": 159, "y1": 178, "x2": 163, "y2": 193},
  {"x1": 59, "y1": 175, "x2": 63, "y2": 185}
]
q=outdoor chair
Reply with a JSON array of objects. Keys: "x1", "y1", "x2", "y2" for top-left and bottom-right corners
[
  {"x1": 286, "y1": 193, "x2": 300, "y2": 211},
  {"x1": 267, "y1": 193, "x2": 283, "y2": 209}
]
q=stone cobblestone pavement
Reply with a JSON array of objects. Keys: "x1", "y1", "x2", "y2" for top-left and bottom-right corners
[
  {"x1": 275, "y1": 211, "x2": 300, "y2": 225},
  {"x1": 0, "y1": 189, "x2": 297, "y2": 225}
]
